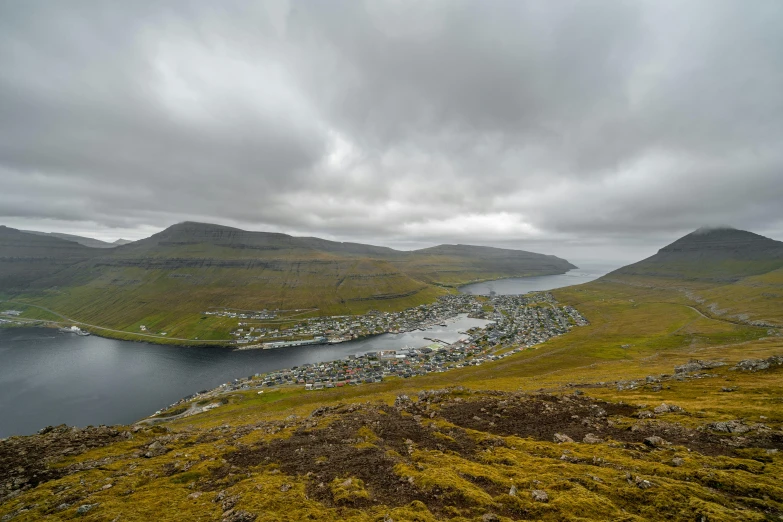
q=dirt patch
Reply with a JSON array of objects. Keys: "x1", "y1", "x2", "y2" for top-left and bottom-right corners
[
  {"x1": 219, "y1": 404, "x2": 488, "y2": 515},
  {"x1": 437, "y1": 393, "x2": 783, "y2": 457},
  {"x1": 205, "y1": 390, "x2": 783, "y2": 517},
  {"x1": 0, "y1": 424, "x2": 127, "y2": 502}
]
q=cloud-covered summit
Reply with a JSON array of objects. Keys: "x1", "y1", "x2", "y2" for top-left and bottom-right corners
[{"x1": 1, "y1": 0, "x2": 781, "y2": 260}]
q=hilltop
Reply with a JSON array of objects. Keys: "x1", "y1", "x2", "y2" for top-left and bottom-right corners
[
  {"x1": 0, "y1": 222, "x2": 574, "y2": 342},
  {"x1": 608, "y1": 227, "x2": 783, "y2": 282},
  {"x1": 1, "y1": 227, "x2": 781, "y2": 521},
  {"x1": 604, "y1": 227, "x2": 783, "y2": 327}
]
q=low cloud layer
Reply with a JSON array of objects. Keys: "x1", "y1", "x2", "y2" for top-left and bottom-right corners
[{"x1": 1, "y1": 0, "x2": 782, "y2": 261}]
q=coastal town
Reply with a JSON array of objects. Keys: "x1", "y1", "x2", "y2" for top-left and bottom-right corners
[
  {"x1": 154, "y1": 293, "x2": 589, "y2": 417},
  {"x1": 216, "y1": 295, "x2": 489, "y2": 348},
  {"x1": 214, "y1": 293, "x2": 587, "y2": 349}
]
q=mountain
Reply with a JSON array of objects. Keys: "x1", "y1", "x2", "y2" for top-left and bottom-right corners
[
  {"x1": 4, "y1": 235, "x2": 783, "y2": 520},
  {"x1": 112, "y1": 238, "x2": 133, "y2": 246},
  {"x1": 22, "y1": 230, "x2": 118, "y2": 249},
  {"x1": 603, "y1": 226, "x2": 783, "y2": 326},
  {"x1": 0, "y1": 222, "x2": 575, "y2": 340},
  {"x1": 0, "y1": 226, "x2": 101, "y2": 291},
  {"x1": 395, "y1": 244, "x2": 577, "y2": 285},
  {"x1": 607, "y1": 227, "x2": 783, "y2": 282},
  {"x1": 104, "y1": 222, "x2": 574, "y2": 281}
]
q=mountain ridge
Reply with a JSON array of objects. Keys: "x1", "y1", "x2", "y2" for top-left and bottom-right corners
[
  {"x1": 21, "y1": 230, "x2": 119, "y2": 249},
  {"x1": 602, "y1": 226, "x2": 783, "y2": 326},
  {"x1": 0, "y1": 222, "x2": 575, "y2": 341}
]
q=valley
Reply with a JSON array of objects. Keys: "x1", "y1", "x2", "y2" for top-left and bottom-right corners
[
  {"x1": 1, "y1": 227, "x2": 782, "y2": 521},
  {"x1": 0, "y1": 222, "x2": 574, "y2": 344}
]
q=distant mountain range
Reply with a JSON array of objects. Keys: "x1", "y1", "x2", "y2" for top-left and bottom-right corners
[
  {"x1": 21, "y1": 230, "x2": 133, "y2": 249},
  {"x1": 0, "y1": 222, "x2": 575, "y2": 340}
]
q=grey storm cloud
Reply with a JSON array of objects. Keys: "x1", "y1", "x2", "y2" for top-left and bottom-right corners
[{"x1": 1, "y1": 0, "x2": 782, "y2": 260}]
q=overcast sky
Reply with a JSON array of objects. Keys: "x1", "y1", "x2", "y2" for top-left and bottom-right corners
[{"x1": 1, "y1": 0, "x2": 781, "y2": 262}]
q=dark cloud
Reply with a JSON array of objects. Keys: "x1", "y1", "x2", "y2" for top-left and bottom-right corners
[{"x1": 0, "y1": 0, "x2": 781, "y2": 261}]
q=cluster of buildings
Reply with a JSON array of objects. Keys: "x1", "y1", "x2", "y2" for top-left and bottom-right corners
[
  {"x1": 229, "y1": 294, "x2": 487, "y2": 347},
  {"x1": 185, "y1": 293, "x2": 589, "y2": 399},
  {"x1": 471, "y1": 293, "x2": 589, "y2": 347},
  {"x1": 203, "y1": 308, "x2": 279, "y2": 320},
  {"x1": 0, "y1": 310, "x2": 23, "y2": 326}
]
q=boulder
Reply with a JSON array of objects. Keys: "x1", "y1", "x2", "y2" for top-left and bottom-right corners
[
  {"x1": 582, "y1": 433, "x2": 603, "y2": 444},
  {"x1": 709, "y1": 420, "x2": 750, "y2": 433},
  {"x1": 553, "y1": 433, "x2": 574, "y2": 443},
  {"x1": 653, "y1": 403, "x2": 682, "y2": 414},
  {"x1": 636, "y1": 478, "x2": 654, "y2": 489},
  {"x1": 531, "y1": 489, "x2": 549, "y2": 502},
  {"x1": 732, "y1": 356, "x2": 783, "y2": 372},
  {"x1": 674, "y1": 360, "x2": 726, "y2": 374},
  {"x1": 144, "y1": 440, "x2": 169, "y2": 458},
  {"x1": 223, "y1": 511, "x2": 257, "y2": 522},
  {"x1": 76, "y1": 504, "x2": 97, "y2": 515},
  {"x1": 643, "y1": 436, "x2": 669, "y2": 448}
]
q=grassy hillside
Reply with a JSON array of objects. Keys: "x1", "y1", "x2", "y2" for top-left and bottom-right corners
[
  {"x1": 2, "y1": 222, "x2": 574, "y2": 341},
  {"x1": 0, "y1": 226, "x2": 101, "y2": 291},
  {"x1": 610, "y1": 227, "x2": 783, "y2": 283},
  {"x1": 2, "y1": 278, "x2": 781, "y2": 521},
  {"x1": 3, "y1": 226, "x2": 781, "y2": 520},
  {"x1": 604, "y1": 227, "x2": 783, "y2": 328}
]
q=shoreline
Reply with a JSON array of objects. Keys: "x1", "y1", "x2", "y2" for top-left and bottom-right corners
[
  {"x1": 453, "y1": 267, "x2": 577, "y2": 292},
  {"x1": 0, "y1": 269, "x2": 575, "y2": 347}
]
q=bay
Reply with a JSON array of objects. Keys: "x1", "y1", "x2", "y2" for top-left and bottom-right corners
[
  {"x1": 458, "y1": 263, "x2": 619, "y2": 296},
  {"x1": 0, "y1": 314, "x2": 488, "y2": 437}
]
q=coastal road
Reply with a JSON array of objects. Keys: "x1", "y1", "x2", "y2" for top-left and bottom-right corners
[{"x1": 0, "y1": 300, "x2": 234, "y2": 343}]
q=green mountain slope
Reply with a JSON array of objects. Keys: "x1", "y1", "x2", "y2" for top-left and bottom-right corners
[
  {"x1": 608, "y1": 227, "x2": 783, "y2": 282},
  {"x1": 2, "y1": 222, "x2": 574, "y2": 340},
  {"x1": 3, "y1": 231, "x2": 782, "y2": 521},
  {"x1": 0, "y1": 226, "x2": 101, "y2": 291},
  {"x1": 604, "y1": 226, "x2": 783, "y2": 326},
  {"x1": 22, "y1": 230, "x2": 118, "y2": 249}
]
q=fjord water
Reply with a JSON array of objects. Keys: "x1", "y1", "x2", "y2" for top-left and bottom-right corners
[
  {"x1": 458, "y1": 263, "x2": 618, "y2": 295},
  {"x1": 0, "y1": 265, "x2": 618, "y2": 438},
  {"x1": 0, "y1": 315, "x2": 489, "y2": 437}
]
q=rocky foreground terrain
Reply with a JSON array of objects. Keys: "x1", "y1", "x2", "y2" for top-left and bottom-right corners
[{"x1": 2, "y1": 356, "x2": 782, "y2": 521}]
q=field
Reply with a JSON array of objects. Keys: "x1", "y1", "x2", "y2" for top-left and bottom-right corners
[{"x1": 2, "y1": 279, "x2": 781, "y2": 521}]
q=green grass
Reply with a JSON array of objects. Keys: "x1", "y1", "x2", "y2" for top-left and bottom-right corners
[
  {"x1": 6, "y1": 266, "x2": 448, "y2": 343},
  {"x1": 3, "y1": 276, "x2": 782, "y2": 521}
]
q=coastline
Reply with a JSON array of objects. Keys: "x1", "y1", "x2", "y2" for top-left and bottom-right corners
[
  {"x1": 453, "y1": 267, "x2": 577, "y2": 292},
  {"x1": 0, "y1": 268, "x2": 576, "y2": 348}
]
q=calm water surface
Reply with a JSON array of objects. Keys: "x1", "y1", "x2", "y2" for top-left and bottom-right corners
[
  {"x1": 1, "y1": 264, "x2": 622, "y2": 437},
  {"x1": 458, "y1": 263, "x2": 619, "y2": 296},
  {"x1": 0, "y1": 314, "x2": 488, "y2": 437}
]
